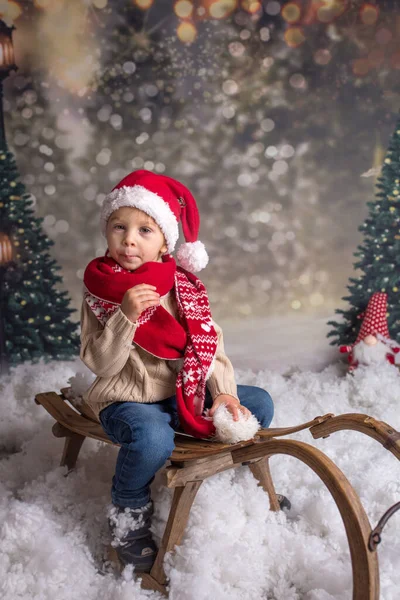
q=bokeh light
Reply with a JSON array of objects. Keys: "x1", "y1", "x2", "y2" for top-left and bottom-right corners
[
  {"x1": 133, "y1": 0, "x2": 154, "y2": 10},
  {"x1": 375, "y1": 28, "x2": 392, "y2": 46},
  {"x1": 314, "y1": 48, "x2": 332, "y2": 65},
  {"x1": 92, "y1": 0, "x2": 108, "y2": 9},
  {"x1": 352, "y1": 58, "x2": 370, "y2": 77},
  {"x1": 209, "y1": 0, "x2": 238, "y2": 19},
  {"x1": 177, "y1": 21, "x2": 197, "y2": 43},
  {"x1": 33, "y1": 0, "x2": 52, "y2": 9},
  {"x1": 284, "y1": 27, "x2": 306, "y2": 48},
  {"x1": 33, "y1": 0, "x2": 64, "y2": 10},
  {"x1": 2, "y1": 1, "x2": 22, "y2": 21},
  {"x1": 200, "y1": 0, "x2": 237, "y2": 20},
  {"x1": 360, "y1": 3, "x2": 379, "y2": 26},
  {"x1": 241, "y1": 0, "x2": 262, "y2": 15},
  {"x1": 265, "y1": 1, "x2": 281, "y2": 16},
  {"x1": 174, "y1": 0, "x2": 194, "y2": 19},
  {"x1": 317, "y1": 0, "x2": 348, "y2": 24},
  {"x1": 281, "y1": 2, "x2": 301, "y2": 24}
]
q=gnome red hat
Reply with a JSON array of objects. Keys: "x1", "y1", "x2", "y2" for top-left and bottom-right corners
[
  {"x1": 340, "y1": 292, "x2": 395, "y2": 369},
  {"x1": 100, "y1": 169, "x2": 209, "y2": 272},
  {"x1": 354, "y1": 292, "x2": 390, "y2": 344}
]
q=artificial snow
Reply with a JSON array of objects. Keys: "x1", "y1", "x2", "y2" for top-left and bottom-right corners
[{"x1": 1, "y1": 321, "x2": 400, "y2": 599}]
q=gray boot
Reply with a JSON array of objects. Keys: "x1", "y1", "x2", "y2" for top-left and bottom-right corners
[
  {"x1": 277, "y1": 494, "x2": 291, "y2": 511},
  {"x1": 108, "y1": 501, "x2": 158, "y2": 573}
]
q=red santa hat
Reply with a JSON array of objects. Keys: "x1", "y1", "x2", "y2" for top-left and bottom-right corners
[
  {"x1": 354, "y1": 291, "x2": 390, "y2": 344},
  {"x1": 100, "y1": 169, "x2": 209, "y2": 272}
]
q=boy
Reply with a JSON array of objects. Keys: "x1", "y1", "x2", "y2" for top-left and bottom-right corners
[{"x1": 80, "y1": 169, "x2": 275, "y2": 572}]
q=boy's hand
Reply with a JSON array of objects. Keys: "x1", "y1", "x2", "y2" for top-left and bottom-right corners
[
  {"x1": 208, "y1": 394, "x2": 251, "y2": 422},
  {"x1": 120, "y1": 284, "x2": 160, "y2": 323}
]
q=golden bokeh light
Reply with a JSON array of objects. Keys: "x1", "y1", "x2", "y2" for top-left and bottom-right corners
[
  {"x1": 291, "y1": 299, "x2": 301, "y2": 310},
  {"x1": 317, "y1": 0, "x2": 347, "y2": 24},
  {"x1": 209, "y1": 0, "x2": 238, "y2": 19},
  {"x1": 281, "y1": 2, "x2": 301, "y2": 25},
  {"x1": 241, "y1": 0, "x2": 262, "y2": 15},
  {"x1": 133, "y1": 0, "x2": 154, "y2": 10},
  {"x1": 284, "y1": 26, "x2": 306, "y2": 48},
  {"x1": 360, "y1": 3, "x2": 379, "y2": 26},
  {"x1": 33, "y1": 0, "x2": 51, "y2": 8},
  {"x1": 92, "y1": 0, "x2": 108, "y2": 9},
  {"x1": 33, "y1": 0, "x2": 65, "y2": 12},
  {"x1": 2, "y1": 1, "x2": 22, "y2": 21},
  {"x1": 177, "y1": 21, "x2": 197, "y2": 43},
  {"x1": 174, "y1": 0, "x2": 194, "y2": 19}
]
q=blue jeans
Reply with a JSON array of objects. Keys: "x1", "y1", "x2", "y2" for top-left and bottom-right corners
[{"x1": 99, "y1": 385, "x2": 274, "y2": 509}]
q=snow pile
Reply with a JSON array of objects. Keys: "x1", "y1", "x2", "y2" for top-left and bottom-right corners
[{"x1": 1, "y1": 357, "x2": 400, "y2": 599}]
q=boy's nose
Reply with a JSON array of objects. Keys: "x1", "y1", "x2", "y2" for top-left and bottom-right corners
[{"x1": 124, "y1": 234, "x2": 138, "y2": 246}]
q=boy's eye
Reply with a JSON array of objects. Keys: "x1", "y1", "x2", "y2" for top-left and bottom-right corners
[{"x1": 113, "y1": 225, "x2": 152, "y2": 233}]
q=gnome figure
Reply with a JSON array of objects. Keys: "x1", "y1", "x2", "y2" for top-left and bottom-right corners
[{"x1": 340, "y1": 292, "x2": 400, "y2": 371}]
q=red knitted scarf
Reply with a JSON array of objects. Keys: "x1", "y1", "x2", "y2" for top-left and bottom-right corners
[{"x1": 83, "y1": 254, "x2": 218, "y2": 438}]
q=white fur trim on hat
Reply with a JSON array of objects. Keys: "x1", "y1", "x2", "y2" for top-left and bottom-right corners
[
  {"x1": 176, "y1": 240, "x2": 209, "y2": 272},
  {"x1": 100, "y1": 185, "x2": 179, "y2": 253}
]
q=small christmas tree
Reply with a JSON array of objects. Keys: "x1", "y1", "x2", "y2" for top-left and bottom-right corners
[
  {"x1": 1, "y1": 149, "x2": 80, "y2": 367},
  {"x1": 328, "y1": 117, "x2": 400, "y2": 346}
]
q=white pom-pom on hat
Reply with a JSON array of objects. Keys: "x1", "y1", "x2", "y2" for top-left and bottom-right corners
[
  {"x1": 176, "y1": 240, "x2": 209, "y2": 273},
  {"x1": 211, "y1": 404, "x2": 260, "y2": 444}
]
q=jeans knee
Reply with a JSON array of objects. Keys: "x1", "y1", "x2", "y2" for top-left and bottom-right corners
[
  {"x1": 252, "y1": 387, "x2": 274, "y2": 428},
  {"x1": 135, "y1": 423, "x2": 175, "y2": 464}
]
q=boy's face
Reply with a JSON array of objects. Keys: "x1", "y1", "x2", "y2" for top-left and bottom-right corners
[{"x1": 106, "y1": 206, "x2": 168, "y2": 271}]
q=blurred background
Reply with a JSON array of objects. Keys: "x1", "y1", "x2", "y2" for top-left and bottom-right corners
[{"x1": 4, "y1": 0, "x2": 400, "y2": 324}]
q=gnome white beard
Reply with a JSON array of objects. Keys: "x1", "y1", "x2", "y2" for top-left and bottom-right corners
[{"x1": 353, "y1": 339, "x2": 389, "y2": 365}]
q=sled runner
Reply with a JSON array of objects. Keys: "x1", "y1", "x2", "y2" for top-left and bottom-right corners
[
  {"x1": 310, "y1": 413, "x2": 400, "y2": 460},
  {"x1": 35, "y1": 387, "x2": 381, "y2": 599}
]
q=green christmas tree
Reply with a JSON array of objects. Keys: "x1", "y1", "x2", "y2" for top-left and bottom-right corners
[
  {"x1": 1, "y1": 149, "x2": 80, "y2": 367},
  {"x1": 327, "y1": 117, "x2": 400, "y2": 346}
]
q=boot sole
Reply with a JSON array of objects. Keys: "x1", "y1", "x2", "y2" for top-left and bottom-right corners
[{"x1": 108, "y1": 544, "x2": 155, "y2": 574}]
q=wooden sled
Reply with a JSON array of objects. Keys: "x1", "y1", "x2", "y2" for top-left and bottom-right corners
[
  {"x1": 310, "y1": 413, "x2": 400, "y2": 460},
  {"x1": 35, "y1": 388, "x2": 380, "y2": 599}
]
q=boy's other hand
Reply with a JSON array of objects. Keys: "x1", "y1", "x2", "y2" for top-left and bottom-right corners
[
  {"x1": 208, "y1": 394, "x2": 251, "y2": 422},
  {"x1": 121, "y1": 283, "x2": 160, "y2": 323}
]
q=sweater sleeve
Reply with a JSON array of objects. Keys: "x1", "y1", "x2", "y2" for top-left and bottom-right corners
[
  {"x1": 80, "y1": 300, "x2": 138, "y2": 378},
  {"x1": 206, "y1": 319, "x2": 239, "y2": 402}
]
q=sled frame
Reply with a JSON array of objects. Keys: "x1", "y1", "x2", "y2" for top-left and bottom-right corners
[{"x1": 35, "y1": 388, "x2": 381, "y2": 599}]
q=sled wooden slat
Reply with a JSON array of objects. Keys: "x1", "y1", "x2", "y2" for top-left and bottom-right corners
[
  {"x1": 256, "y1": 413, "x2": 335, "y2": 438},
  {"x1": 35, "y1": 391, "x2": 112, "y2": 444},
  {"x1": 151, "y1": 480, "x2": 203, "y2": 586},
  {"x1": 34, "y1": 388, "x2": 380, "y2": 599},
  {"x1": 248, "y1": 457, "x2": 281, "y2": 511},
  {"x1": 310, "y1": 413, "x2": 400, "y2": 460},
  {"x1": 166, "y1": 452, "x2": 235, "y2": 488}
]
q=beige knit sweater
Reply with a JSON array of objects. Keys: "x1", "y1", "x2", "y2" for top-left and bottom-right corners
[{"x1": 79, "y1": 289, "x2": 239, "y2": 421}]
